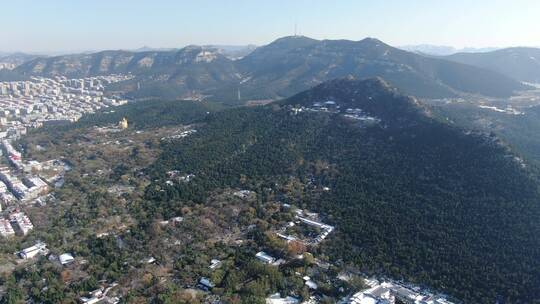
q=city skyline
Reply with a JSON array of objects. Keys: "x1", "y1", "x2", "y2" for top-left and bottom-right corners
[{"x1": 2, "y1": 0, "x2": 540, "y2": 53}]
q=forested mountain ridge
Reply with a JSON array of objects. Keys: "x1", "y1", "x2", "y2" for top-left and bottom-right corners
[
  {"x1": 0, "y1": 52, "x2": 44, "y2": 68},
  {"x1": 236, "y1": 36, "x2": 529, "y2": 99},
  {"x1": 13, "y1": 36, "x2": 529, "y2": 101},
  {"x1": 144, "y1": 78, "x2": 540, "y2": 303},
  {"x1": 14, "y1": 46, "x2": 234, "y2": 78},
  {"x1": 280, "y1": 77, "x2": 432, "y2": 124},
  {"x1": 445, "y1": 47, "x2": 540, "y2": 83}
]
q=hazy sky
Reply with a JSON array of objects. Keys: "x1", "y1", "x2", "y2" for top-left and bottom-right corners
[{"x1": 2, "y1": 0, "x2": 540, "y2": 53}]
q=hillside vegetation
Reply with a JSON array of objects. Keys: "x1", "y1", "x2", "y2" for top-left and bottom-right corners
[
  {"x1": 143, "y1": 79, "x2": 540, "y2": 303},
  {"x1": 13, "y1": 37, "x2": 529, "y2": 102}
]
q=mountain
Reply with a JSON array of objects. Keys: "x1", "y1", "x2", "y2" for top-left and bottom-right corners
[
  {"x1": 15, "y1": 50, "x2": 135, "y2": 77},
  {"x1": 236, "y1": 36, "x2": 528, "y2": 99},
  {"x1": 400, "y1": 44, "x2": 458, "y2": 56},
  {"x1": 0, "y1": 52, "x2": 45, "y2": 70},
  {"x1": 146, "y1": 78, "x2": 540, "y2": 303},
  {"x1": 14, "y1": 46, "x2": 233, "y2": 77},
  {"x1": 445, "y1": 47, "x2": 540, "y2": 83},
  {"x1": 129, "y1": 45, "x2": 256, "y2": 59},
  {"x1": 206, "y1": 44, "x2": 258, "y2": 59},
  {"x1": 130, "y1": 46, "x2": 177, "y2": 52},
  {"x1": 424, "y1": 90, "x2": 540, "y2": 166},
  {"x1": 14, "y1": 36, "x2": 529, "y2": 101},
  {"x1": 400, "y1": 44, "x2": 500, "y2": 56},
  {"x1": 14, "y1": 46, "x2": 242, "y2": 100}
]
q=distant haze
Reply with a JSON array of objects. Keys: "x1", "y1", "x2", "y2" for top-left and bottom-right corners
[
  {"x1": 399, "y1": 45, "x2": 502, "y2": 56},
  {"x1": 1, "y1": 0, "x2": 540, "y2": 53}
]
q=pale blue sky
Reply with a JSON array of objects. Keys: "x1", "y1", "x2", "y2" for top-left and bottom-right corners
[{"x1": 1, "y1": 0, "x2": 539, "y2": 53}]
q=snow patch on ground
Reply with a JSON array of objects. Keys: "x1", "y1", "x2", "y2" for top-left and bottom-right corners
[{"x1": 478, "y1": 105, "x2": 523, "y2": 115}]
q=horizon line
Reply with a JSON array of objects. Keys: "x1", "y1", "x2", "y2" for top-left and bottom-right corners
[{"x1": 2, "y1": 35, "x2": 539, "y2": 55}]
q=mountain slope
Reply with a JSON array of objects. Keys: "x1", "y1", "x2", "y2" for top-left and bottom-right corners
[
  {"x1": 0, "y1": 52, "x2": 44, "y2": 68},
  {"x1": 446, "y1": 47, "x2": 540, "y2": 83},
  {"x1": 14, "y1": 37, "x2": 529, "y2": 101},
  {"x1": 15, "y1": 46, "x2": 241, "y2": 100},
  {"x1": 145, "y1": 78, "x2": 540, "y2": 303},
  {"x1": 236, "y1": 36, "x2": 528, "y2": 99}
]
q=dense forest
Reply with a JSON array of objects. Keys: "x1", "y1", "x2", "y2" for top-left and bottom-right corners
[
  {"x1": 4, "y1": 79, "x2": 540, "y2": 303},
  {"x1": 429, "y1": 99, "x2": 540, "y2": 167},
  {"x1": 36, "y1": 99, "x2": 218, "y2": 134},
  {"x1": 144, "y1": 79, "x2": 540, "y2": 303}
]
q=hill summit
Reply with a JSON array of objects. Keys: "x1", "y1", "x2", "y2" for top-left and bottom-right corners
[{"x1": 145, "y1": 78, "x2": 540, "y2": 303}]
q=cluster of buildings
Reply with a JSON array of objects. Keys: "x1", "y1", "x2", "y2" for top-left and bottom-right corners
[
  {"x1": 160, "y1": 128, "x2": 197, "y2": 141},
  {"x1": 295, "y1": 215, "x2": 334, "y2": 244},
  {"x1": 233, "y1": 189, "x2": 255, "y2": 199},
  {"x1": 348, "y1": 280, "x2": 455, "y2": 304},
  {"x1": 165, "y1": 170, "x2": 196, "y2": 184},
  {"x1": 0, "y1": 63, "x2": 16, "y2": 70},
  {"x1": 0, "y1": 217, "x2": 14, "y2": 236},
  {"x1": 179, "y1": 195, "x2": 459, "y2": 304},
  {"x1": 0, "y1": 165, "x2": 48, "y2": 202},
  {"x1": 1, "y1": 139, "x2": 21, "y2": 166},
  {"x1": 342, "y1": 108, "x2": 381, "y2": 123},
  {"x1": 265, "y1": 205, "x2": 454, "y2": 304},
  {"x1": 311, "y1": 100, "x2": 341, "y2": 112},
  {"x1": 79, "y1": 282, "x2": 119, "y2": 304},
  {"x1": 290, "y1": 100, "x2": 340, "y2": 115},
  {"x1": 0, "y1": 74, "x2": 132, "y2": 140},
  {"x1": 94, "y1": 117, "x2": 131, "y2": 134},
  {"x1": 266, "y1": 293, "x2": 301, "y2": 304},
  {"x1": 0, "y1": 177, "x2": 16, "y2": 206},
  {"x1": 0, "y1": 210, "x2": 34, "y2": 237},
  {"x1": 290, "y1": 101, "x2": 380, "y2": 124},
  {"x1": 276, "y1": 207, "x2": 335, "y2": 246},
  {"x1": 0, "y1": 137, "x2": 70, "y2": 209}
]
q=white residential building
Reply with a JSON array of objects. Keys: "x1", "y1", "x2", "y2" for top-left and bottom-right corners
[
  {"x1": 59, "y1": 253, "x2": 75, "y2": 265},
  {"x1": 10, "y1": 211, "x2": 33, "y2": 235},
  {"x1": 256, "y1": 251, "x2": 275, "y2": 264},
  {"x1": 0, "y1": 218, "x2": 15, "y2": 237},
  {"x1": 266, "y1": 293, "x2": 300, "y2": 304},
  {"x1": 19, "y1": 242, "x2": 48, "y2": 259}
]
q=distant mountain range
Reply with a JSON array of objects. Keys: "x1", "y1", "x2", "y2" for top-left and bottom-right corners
[
  {"x1": 9, "y1": 36, "x2": 537, "y2": 101},
  {"x1": 444, "y1": 47, "x2": 540, "y2": 83},
  {"x1": 128, "y1": 44, "x2": 257, "y2": 59},
  {"x1": 208, "y1": 44, "x2": 258, "y2": 59},
  {"x1": 401, "y1": 46, "x2": 540, "y2": 84},
  {"x1": 400, "y1": 44, "x2": 500, "y2": 56},
  {"x1": 0, "y1": 52, "x2": 45, "y2": 68},
  {"x1": 233, "y1": 36, "x2": 527, "y2": 100}
]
